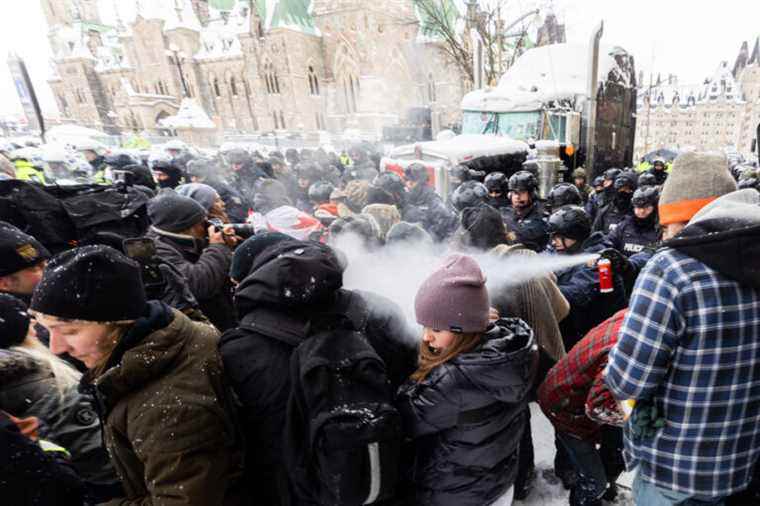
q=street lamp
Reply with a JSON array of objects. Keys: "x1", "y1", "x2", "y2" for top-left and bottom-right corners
[{"x1": 166, "y1": 43, "x2": 190, "y2": 98}]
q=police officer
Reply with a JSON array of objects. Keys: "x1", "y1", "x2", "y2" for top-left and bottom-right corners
[
  {"x1": 592, "y1": 170, "x2": 637, "y2": 234},
  {"x1": 546, "y1": 182, "x2": 583, "y2": 215},
  {"x1": 404, "y1": 163, "x2": 457, "y2": 241},
  {"x1": 502, "y1": 171, "x2": 548, "y2": 252},
  {"x1": 605, "y1": 186, "x2": 661, "y2": 258},
  {"x1": 76, "y1": 141, "x2": 110, "y2": 184},
  {"x1": 9, "y1": 151, "x2": 46, "y2": 184},
  {"x1": 586, "y1": 168, "x2": 621, "y2": 222},
  {"x1": 572, "y1": 167, "x2": 593, "y2": 203},
  {"x1": 483, "y1": 171, "x2": 510, "y2": 209},
  {"x1": 547, "y1": 206, "x2": 627, "y2": 350},
  {"x1": 644, "y1": 158, "x2": 669, "y2": 186}
]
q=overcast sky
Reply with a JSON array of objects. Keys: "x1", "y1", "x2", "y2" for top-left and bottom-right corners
[{"x1": 0, "y1": 0, "x2": 758, "y2": 117}]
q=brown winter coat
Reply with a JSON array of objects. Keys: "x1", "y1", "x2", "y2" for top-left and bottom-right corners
[
  {"x1": 490, "y1": 244, "x2": 569, "y2": 362},
  {"x1": 91, "y1": 306, "x2": 242, "y2": 506}
]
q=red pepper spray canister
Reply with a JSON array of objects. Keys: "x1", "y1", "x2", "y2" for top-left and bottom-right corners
[{"x1": 598, "y1": 258, "x2": 614, "y2": 293}]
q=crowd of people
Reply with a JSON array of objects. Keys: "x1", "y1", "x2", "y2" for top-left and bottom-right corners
[{"x1": 0, "y1": 138, "x2": 759, "y2": 506}]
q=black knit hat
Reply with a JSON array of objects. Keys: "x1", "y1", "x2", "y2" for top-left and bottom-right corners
[
  {"x1": 230, "y1": 232, "x2": 292, "y2": 282},
  {"x1": 0, "y1": 221, "x2": 50, "y2": 277},
  {"x1": 31, "y1": 245, "x2": 147, "y2": 322},
  {"x1": 147, "y1": 189, "x2": 207, "y2": 233},
  {"x1": 0, "y1": 293, "x2": 31, "y2": 348}
]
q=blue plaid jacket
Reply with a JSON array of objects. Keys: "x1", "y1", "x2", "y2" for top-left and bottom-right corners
[{"x1": 605, "y1": 247, "x2": 760, "y2": 499}]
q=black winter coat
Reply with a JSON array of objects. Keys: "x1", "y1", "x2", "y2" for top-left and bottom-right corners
[
  {"x1": 0, "y1": 350, "x2": 120, "y2": 501},
  {"x1": 219, "y1": 243, "x2": 417, "y2": 505},
  {"x1": 0, "y1": 411, "x2": 86, "y2": 506},
  {"x1": 148, "y1": 228, "x2": 237, "y2": 331},
  {"x1": 591, "y1": 198, "x2": 631, "y2": 234},
  {"x1": 403, "y1": 184, "x2": 458, "y2": 242},
  {"x1": 555, "y1": 232, "x2": 627, "y2": 350},
  {"x1": 605, "y1": 214, "x2": 661, "y2": 257},
  {"x1": 396, "y1": 319, "x2": 537, "y2": 506},
  {"x1": 501, "y1": 202, "x2": 549, "y2": 252}
]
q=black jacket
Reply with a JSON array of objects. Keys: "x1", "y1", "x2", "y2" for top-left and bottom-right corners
[
  {"x1": 148, "y1": 228, "x2": 237, "y2": 331},
  {"x1": 501, "y1": 202, "x2": 548, "y2": 252},
  {"x1": 605, "y1": 214, "x2": 661, "y2": 257},
  {"x1": 219, "y1": 242, "x2": 417, "y2": 505},
  {"x1": 0, "y1": 411, "x2": 86, "y2": 506},
  {"x1": 403, "y1": 184, "x2": 458, "y2": 242},
  {"x1": 556, "y1": 232, "x2": 627, "y2": 350},
  {"x1": 592, "y1": 197, "x2": 631, "y2": 234},
  {"x1": 396, "y1": 318, "x2": 537, "y2": 506},
  {"x1": 0, "y1": 350, "x2": 120, "y2": 501}
]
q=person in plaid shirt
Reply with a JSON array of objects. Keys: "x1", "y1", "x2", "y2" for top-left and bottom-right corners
[
  {"x1": 606, "y1": 153, "x2": 760, "y2": 505},
  {"x1": 539, "y1": 310, "x2": 627, "y2": 506}
]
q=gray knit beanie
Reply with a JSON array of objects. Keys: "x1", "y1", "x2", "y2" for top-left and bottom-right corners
[
  {"x1": 176, "y1": 183, "x2": 219, "y2": 211},
  {"x1": 659, "y1": 151, "x2": 737, "y2": 225},
  {"x1": 415, "y1": 254, "x2": 490, "y2": 333}
]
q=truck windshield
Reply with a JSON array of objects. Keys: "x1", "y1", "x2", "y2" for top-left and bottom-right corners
[{"x1": 462, "y1": 111, "x2": 540, "y2": 140}]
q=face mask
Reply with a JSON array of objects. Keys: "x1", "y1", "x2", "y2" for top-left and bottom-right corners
[
  {"x1": 615, "y1": 191, "x2": 632, "y2": 210},
  {"x1": 634, "y1": 210, "x2": 656, "y2": 229}
]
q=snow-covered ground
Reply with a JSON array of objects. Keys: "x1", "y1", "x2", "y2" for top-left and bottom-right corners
[{"x1": 497, "y1": 404, "x2": 634, "y2": 506}]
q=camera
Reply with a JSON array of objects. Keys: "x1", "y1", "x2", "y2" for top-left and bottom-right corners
[
  {"x1": 208, "y1": 218, "x2": 256, "y2": 239},
  {"x1": 112, "y1": 169, "x2": 134, "y2": 186}
]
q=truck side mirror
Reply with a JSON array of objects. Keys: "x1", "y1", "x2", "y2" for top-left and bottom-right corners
[{"x1": 752, "y1": 138, "x2": 757, "y2": 153}]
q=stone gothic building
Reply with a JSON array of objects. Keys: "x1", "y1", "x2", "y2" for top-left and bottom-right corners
[
  {"x1": 634, "y1": 36, "x2": 760, "y2": 162},
  {"x1": 42, "y1": 0, "x2": 468, "y2": 142}
]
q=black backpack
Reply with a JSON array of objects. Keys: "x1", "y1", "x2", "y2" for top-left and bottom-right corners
[
  {"x1": 0, "y1": 180, "x2": 77, "y2": 253},
  {"x1": 284, "y1": 312, "x2": 402, "y2": 506}
]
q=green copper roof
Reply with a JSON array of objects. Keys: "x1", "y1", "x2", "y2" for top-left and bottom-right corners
[{"x1": 254, "y1": 0, "x2": 319, "y2": 36}]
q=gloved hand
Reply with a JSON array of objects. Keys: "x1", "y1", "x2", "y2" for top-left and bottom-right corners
[
  {"x1": 629, "y1": 401, "x2": 666, "y2": 439},
  {"x1": 158, "y1": 263, "x2": 199, "y2": 312},
  {"x1": 599, "y1": 248, "x2": 632, "y2": 274}
]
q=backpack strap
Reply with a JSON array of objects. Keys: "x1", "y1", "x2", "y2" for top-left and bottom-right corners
[{"x1": 239, "y1": 309, "x2": 310, "y2": 347}]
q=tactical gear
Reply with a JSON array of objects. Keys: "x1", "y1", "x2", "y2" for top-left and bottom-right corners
[{"x1": 547, "y1": 206, "x2": 591, "y2": 242}]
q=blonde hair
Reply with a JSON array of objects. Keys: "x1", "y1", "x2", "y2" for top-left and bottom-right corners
[
  {"x1": 13, "y1": 337, "x2": 81, "y2": 393},
  {"x1": 410, "y1": 332, "x2": 483, "y2": 383}
]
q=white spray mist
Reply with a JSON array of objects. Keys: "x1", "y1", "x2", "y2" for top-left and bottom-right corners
[{"x1": 332, "y1": 233, "x2": 599, "y2": 342}]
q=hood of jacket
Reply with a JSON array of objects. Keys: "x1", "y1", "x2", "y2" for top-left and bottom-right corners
[
  {"x1": 234, "y1": 240, "x2": 344, "y2": 316},
  {"x1": 148, "y1": 227, "x2": 207, "y2": 257},
  {"x1": 83, "y1": 301, "x2": 177, "y2": 414},
  {"x1": 0, "y1": 349, "x2": 52, "y2": 390},
  {"x1": 450, "y1": 317, "x2": 537, "y2": 403},
  {"x1": 665, "y1": 189, "x2": 760, "y2": 289}
]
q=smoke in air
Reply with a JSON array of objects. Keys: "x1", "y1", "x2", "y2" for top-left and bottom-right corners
[{"x1": 331, "y1": 233, "x2": 599, "y2": 337}]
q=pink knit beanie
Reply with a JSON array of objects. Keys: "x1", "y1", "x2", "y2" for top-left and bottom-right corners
[{"x1": 414, "y1": 254, "x2": 490, "y2": 333}]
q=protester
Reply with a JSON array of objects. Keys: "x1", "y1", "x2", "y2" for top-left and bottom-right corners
[
  {"x1": 219, "y1": 239, "x2": 416, "y2": 504},
  {"x1": 539, "y1": 310, "x2": 628, "y2": 506},
  {"x1": 397, "y1": 254, "x2": 537, "y2": 506},
  {"x1": 30, "y1": 245, "x2": 244, "y2": 505},
  {"x1": 147, "y1": 189, "x2": 237, "y2": 331},
  {"x1": 0, "y1": 222, "x2": 50, "y2": 304},
  {"x1": 607, "y1": 153, "x2": 754, "y2": 505},
  {"x1": 0, "y1": 293, "x2": 121, "y2": 502}
]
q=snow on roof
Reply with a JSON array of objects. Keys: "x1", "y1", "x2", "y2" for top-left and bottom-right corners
[
  {"x1": 159, "y1": 99, "x2": 216, "y2": 129},
  {"x1": 639, "y1": 61, "x2": 745, "y2": 110},
  {"x1": 390, "y1": 134, "x2": 529, "y2": 164},
  {"x1": 163, "y1": 0, "x2": 203, "y2": 32},
  {"x1": 461, "y1": 43, "x2": 633, "y2": 113}
]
